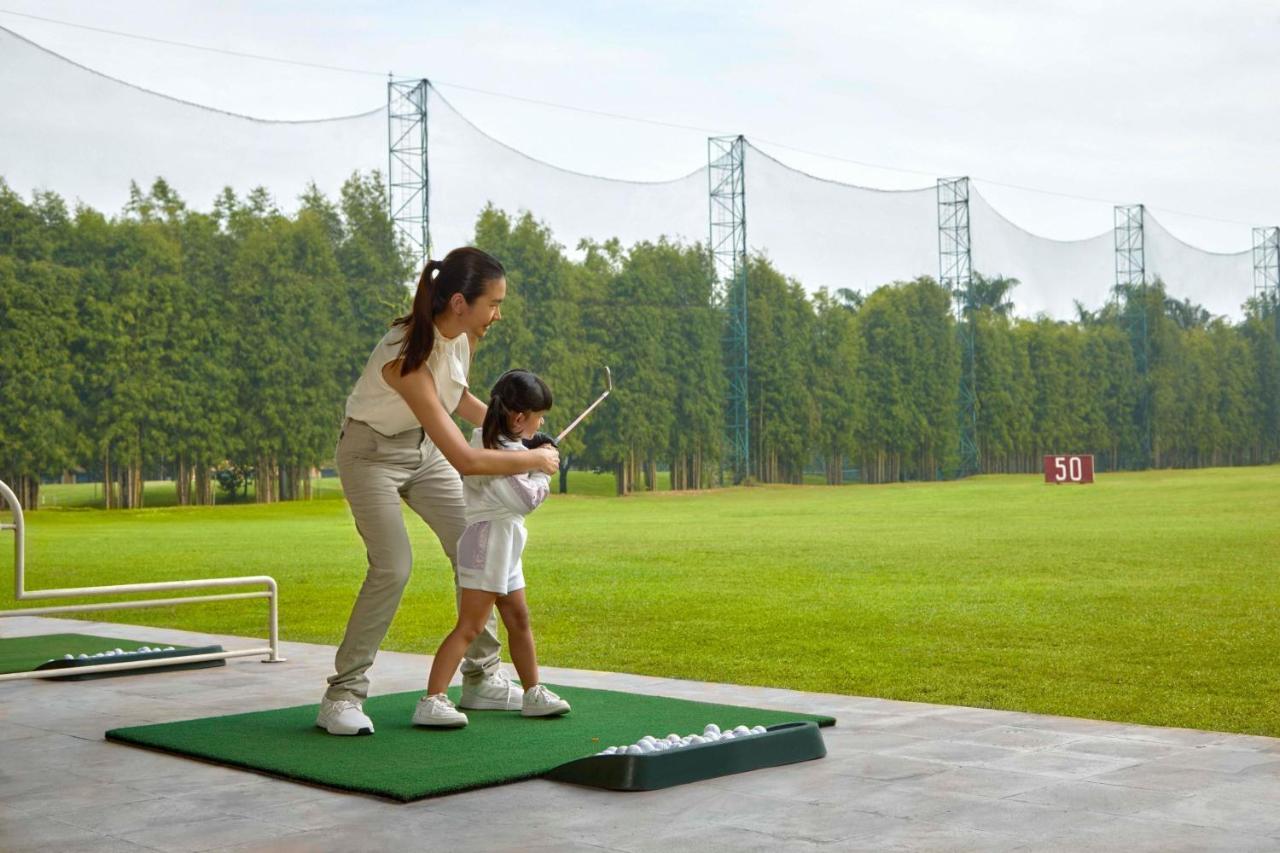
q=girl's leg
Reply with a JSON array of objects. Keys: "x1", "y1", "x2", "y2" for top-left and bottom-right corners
[
  {"x1": 495, "y1": 589, "x2": 538, "y2": 689},
  {"x1": 426, "y1": 588, "x2": 499, "y2": 696}
]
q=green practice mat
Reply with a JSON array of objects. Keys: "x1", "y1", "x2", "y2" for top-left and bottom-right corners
[
  {"x1": 107, "y1": 683, "x2": 836, "y2": 801},
  {"x1": 0, "y1": 633, "x2": 191, "y2": 674}
]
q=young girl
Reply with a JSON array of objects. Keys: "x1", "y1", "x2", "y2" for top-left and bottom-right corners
[{"x1": 414, "y1": 369, "x2": 571, "y2": 727}]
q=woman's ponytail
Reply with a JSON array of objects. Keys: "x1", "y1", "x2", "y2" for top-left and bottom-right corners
[{"x1": 392, "y1": 248, "x2": 505, "y2": 376}]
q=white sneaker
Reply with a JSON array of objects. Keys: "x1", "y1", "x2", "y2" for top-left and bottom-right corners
[
  {"x1": 315, "y1": 698, "x2": 374, "y2": 736},
  {"x1": 522, "y1": 684, "x2": 571, "y2": 717},
  {"x1": 412, "y1": 693, "x2": 469, "y2": 728},
  {"x1": 459, "y1": 670, "x2": 522, "y2": 710}
]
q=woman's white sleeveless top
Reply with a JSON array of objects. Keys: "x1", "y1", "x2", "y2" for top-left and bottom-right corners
[{"x1": 344, "y1": 324, "x2": 470, "y2": 436}]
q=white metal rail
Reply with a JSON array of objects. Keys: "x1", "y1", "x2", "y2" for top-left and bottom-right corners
[{"x1": 0, "y1": 478, "x2": 284, "y2": 680}]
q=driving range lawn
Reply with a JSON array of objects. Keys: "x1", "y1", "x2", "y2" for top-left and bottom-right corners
[{"x1": 5, "y1": 467, "x2": 1277, "y2": 737}]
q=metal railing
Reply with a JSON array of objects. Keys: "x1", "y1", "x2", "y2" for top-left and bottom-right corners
[{"x1": 0, "y1": 478, "x2": 284, "y2": 680}]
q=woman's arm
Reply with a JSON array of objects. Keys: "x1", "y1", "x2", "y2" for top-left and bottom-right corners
[
  {"x1": 382, "y1": 361, "x2": 558, "y2": 476},
  {"x1": 455, "y1": 389, "x2": 488, "y2": 427}
]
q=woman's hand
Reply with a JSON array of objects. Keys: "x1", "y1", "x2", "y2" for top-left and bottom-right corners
[{"x1": 532, "y1": 446, "x2": 560, "y2": 475}]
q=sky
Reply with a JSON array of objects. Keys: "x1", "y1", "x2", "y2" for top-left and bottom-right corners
[{"x1": 1, "y1": 0, "x2": 1277, "y2": 252}]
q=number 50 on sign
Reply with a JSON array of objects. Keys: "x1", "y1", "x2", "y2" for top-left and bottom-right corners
[{"x1": 1043, "y1": 454, "x2": 1094, "y2": 484}]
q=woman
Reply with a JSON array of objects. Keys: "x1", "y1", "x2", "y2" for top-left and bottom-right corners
[{"x1": 317, "y1": 247, "x2": 560, "y2": 736}]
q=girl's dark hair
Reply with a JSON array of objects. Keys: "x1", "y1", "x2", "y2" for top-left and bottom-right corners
[
  {"x1": 393, "y1": 246, "x2": 506, "y2": 376},
  {"x1": 482, "y1": 369, "x2": 554, "y2": 449}
]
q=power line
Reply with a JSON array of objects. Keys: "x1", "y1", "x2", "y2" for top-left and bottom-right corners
[{"x1": 0, "y1": 8, "x2": 1269, "y2": 229}]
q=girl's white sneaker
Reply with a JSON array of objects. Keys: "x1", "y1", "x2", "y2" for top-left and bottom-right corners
[
  {"x1": 521, "y1": 684, "x2": 571, "y2": 717},
  {"x1": 412, "y1": 693, "x2": 469, "y2": 728}
]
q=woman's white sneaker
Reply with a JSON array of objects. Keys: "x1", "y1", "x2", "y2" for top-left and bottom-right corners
[
  {"x1": 315, "y1": 698, "x2": 374, "y2": 736},
  {"x1": 522, "y1": 684, "x2": 571, "y2": 717},
  {"x1": 459, "y1": 670, "x2": 523, "y2": 710},
  {"x1": 412, "y1": 693, "x2": 469, "y2": 728}
]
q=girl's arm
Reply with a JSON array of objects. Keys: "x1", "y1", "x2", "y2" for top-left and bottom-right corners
[
  {"x1": 382, "y1": 361, "x2": 558, "y2": 477},
  {"x1": 454, "y1": 389, "x2": 488, "y2": 427}
]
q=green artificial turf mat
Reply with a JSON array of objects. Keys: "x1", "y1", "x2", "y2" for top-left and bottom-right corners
[
  {"x1": 107, "y1": 683, "x2": 836, "y2": 801},
  {"x1": 0, "y1": 633, "x2": 190, "y2": 674}
]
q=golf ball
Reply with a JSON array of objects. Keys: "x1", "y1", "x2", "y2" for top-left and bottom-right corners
[
  {"x1": 733, "y1": 725, "x2": 750, "y2": 735},
  {"x1": 77, "y1": 654, "x2": 88, "y2": 659},
  {"x1": 751, "y1": 726, "x2": 767, "y2": 734},
  {"x1": 703, "y1": 723, "x2": 721, "y2": 737},
  {"x1": 63, "y1": 654, "x2": 74, "y2": 660},
  {"x1": 625, "y1": 745, "x2": 642, "y2": 755}
]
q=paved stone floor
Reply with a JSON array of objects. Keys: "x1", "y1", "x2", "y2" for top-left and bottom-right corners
[{"x1": 0, "y1": 616, "x2": 1277, "y2": 852}]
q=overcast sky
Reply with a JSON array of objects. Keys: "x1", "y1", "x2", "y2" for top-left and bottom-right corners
[{"x1": 2, "y1": 1, "x2": 1277, "y2": 251}]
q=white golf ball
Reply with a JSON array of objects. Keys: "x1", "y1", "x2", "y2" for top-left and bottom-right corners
[
  {"x1": 720, "y1": 731, "x2": 735, "y2": 740},
  {"x1": 751, "y1": 726, "x2": 767, "y2": 735},
  {"x1": 114, "y1": 648, "x2": 123, "y2": 653},
  {"x1": 703, "y1": 723, "x2": 721, "y2": 737},
  {"x1": 625, "y1": 745, "x2": 642, "y2": 755},
  {"x1": 63, "y1": 654, "x2": 74, "y2": 660},
  {"x1": 164, "y1": 646, "x2": 175, "y2": 651},
  {"x1": 688, "y1": 735, "x2": 707, "y2": 745},
  {"x1": 77, "y1": 654, "x2": 88, "y2": 659},
  {"x1": 104, "y1": 650, "x2": 116, "y2": 657},
  {"x1": 733, "y1": 725, "x2": 750, "y2": 735},
  {"x1": 638, "y1": 741, "x2": 657, "y2": 753},
  {"x1": 601, "y1": 747, "x2": 617, "y2": 755},
  {"x1": 665, "y1": 733, "x2": 681, "y2": 743}
]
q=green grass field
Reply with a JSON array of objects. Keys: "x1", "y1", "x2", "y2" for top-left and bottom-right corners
[{"x1": 5, "y1": 467, "x2": 1278, "y2": 737}]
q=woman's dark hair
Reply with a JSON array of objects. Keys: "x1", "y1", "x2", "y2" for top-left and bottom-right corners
[
  {"x1": 482, "y1": 369, "x2": 554, "y2": 449},
  {"x1": 392, "y1": 246, "x2": 506, "y2": 376}
]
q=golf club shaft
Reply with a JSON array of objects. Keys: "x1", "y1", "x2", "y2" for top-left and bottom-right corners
[{"x1": 556, "y1": 390, "x2": 610, "y2": 443}]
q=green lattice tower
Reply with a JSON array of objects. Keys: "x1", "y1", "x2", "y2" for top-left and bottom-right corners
[
  {"x1": 938, "y1": 177, "x2": 977, "y2": 477},
  {"x1": 388, "y1": 78, "x2": 430, "y2": 268},
  {"x1": 1114, "y1": 204, "x2": 1150, "y2": 469},
  {"x1": 1254, "y1": 226, "x2": 1280, "y2": 340},
  {"x1": 709, "y1": 136, "x2": 749, "y2": 483}
]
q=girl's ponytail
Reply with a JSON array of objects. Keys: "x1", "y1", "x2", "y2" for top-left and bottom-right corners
[{"x1": 482, "y1": 391, "x2": 510, "y2": 450}]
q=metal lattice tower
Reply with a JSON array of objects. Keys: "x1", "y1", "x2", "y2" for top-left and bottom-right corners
[
  {"x1": 938, "y1": 177, "x2": 977, "y2": 477},
  {"x1": 709, "y1": 136, "x2": 749, "y2": 483},
  {"x1": 1114, "y1": 204, "x2": 1150, "y2": 468},
  {"x1": 388, "y1": 78, "x2": 430, "y2": 267},
  {"x1": 1253, "y1": 226, "x2": 1280, "y2": 301}
]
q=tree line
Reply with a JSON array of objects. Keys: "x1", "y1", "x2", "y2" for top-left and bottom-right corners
[{"x1": 2, "y1": 174, "x2": 1277, "y2": 507}]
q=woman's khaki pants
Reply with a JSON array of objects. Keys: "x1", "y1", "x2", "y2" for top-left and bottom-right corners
[{"x1": 325, "y1": 418, "x2": 501, "y2": 702}]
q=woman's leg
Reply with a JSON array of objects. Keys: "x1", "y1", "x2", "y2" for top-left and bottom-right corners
[
  {"x1": 495, "y1": 589, "x2": 538, "y2": 689},
  {"x1": 427, "y1": 589, "x2": 499, "y2": 696},
  {"x1": 325, "y1": 424, "x2": 419, "y2": 703}
]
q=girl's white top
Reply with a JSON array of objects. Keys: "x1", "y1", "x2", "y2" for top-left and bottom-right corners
[
  {"x1": 456, "y1": 429, "x2": 551, "y2": 594},
  {"x1": 344, "y1": 324, "x2": 470, "y2": 436}
]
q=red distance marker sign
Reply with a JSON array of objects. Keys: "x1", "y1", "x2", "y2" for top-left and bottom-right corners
[{"x1": 1043, "y1": 454, "x2": 1094, "y2": 485}]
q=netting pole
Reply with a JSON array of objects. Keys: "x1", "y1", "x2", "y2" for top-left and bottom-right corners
[
  {"x1": 388, "y1": 78, "x2": 431, "y2": 268},
  {"x1": 1114, "y1": 204, "x2": 1150, "y2": 469},
  {"x1": 1253, "y1": 226, "x2": 1280, "y2": 340},
  {"x1": 709, "y1": 136, "x2": 749, "y2": 484},
  {"x1": 938, "y1": 177, "x2": 977, "y2": 477}
]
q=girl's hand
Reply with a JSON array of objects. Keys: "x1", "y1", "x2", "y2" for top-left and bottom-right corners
[{"x1": 532, "y1": 446, "x2": 560, "y2": 475}]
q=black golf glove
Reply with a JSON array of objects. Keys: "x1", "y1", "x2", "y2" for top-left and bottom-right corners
[{"x1": 521, "y1": 432, "x2": 559, "y2": 450}]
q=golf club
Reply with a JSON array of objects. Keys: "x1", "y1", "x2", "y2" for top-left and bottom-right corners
[{"x1": 555, "y1": 366, "x2": 613, "y2": 444}]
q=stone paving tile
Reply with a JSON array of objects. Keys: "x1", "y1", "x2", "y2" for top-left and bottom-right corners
[
  {"x1": 1053, "y1": 734, "x2": 1183, "y2": 761},
  {"x1": 1088, "y1": 761, "x2": 1243, "y2": 793},
  {"x1": 937, "y1": 795, "x2": 1119, "y2": 839},
  {"x1": 844, "y1": 817, "x2": 1028, "y2": 852},
  {"x1": 1142, "y1": 745, "x2": 1280, "y2": 773},
  {"x1": 1035, "y1": 814, "x2": 1280, "y2": 852},
  {"x1": 1008, "y1": 778, "x2": 1192, "y2": 816},
  {"x1": 829, "y1": 750, "x2": 953, "y2": 782},
  {"x1": 886, "y1": 765, "x2": 1064, "y2": 800},
  {"x1": 0, "y1": 816, "x2": 156, "y2": 853},
  {"x1": 982, "y1": 747, "x2": 1139, "y2": 779},
  {"x1": 950, "y1": 724, "x2": 1082, "y2": 751},
  {"x1": 119, "y1": 815, "x2": 300, "y2": 853},
  {"x1": 1127, "y1": 789, "x2": 1280, "y2": 838},
  {"x1": 882, "y1": 737, "x2": 1023, "y2": 766}
]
